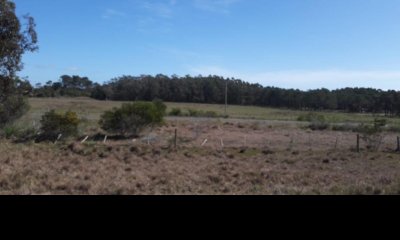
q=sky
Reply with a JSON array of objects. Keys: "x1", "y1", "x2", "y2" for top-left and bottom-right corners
[{"x1": 14, "y1": 0, "x2": 400, "y2": 90}]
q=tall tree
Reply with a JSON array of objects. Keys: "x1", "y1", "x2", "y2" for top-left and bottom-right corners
[{"x1": 0, "y1": 0, "x2": 38, "y2": 127}]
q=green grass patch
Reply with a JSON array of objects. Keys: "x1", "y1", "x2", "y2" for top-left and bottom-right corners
[{"x1": 21, "y1": 98, "x2": 400, "y2": 130}]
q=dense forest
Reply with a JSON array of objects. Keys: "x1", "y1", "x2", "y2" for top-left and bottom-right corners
[{"x1": 32, "y1": 74, "x2": 400, "y2": 115}]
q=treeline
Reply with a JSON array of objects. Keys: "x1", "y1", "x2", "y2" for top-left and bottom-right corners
[
  {"x1": 32, "y1": 75, "x2": 96, "y2": 97},
  {"x1": 90, "y1": 75, "x2": 400, "y2": 115}
]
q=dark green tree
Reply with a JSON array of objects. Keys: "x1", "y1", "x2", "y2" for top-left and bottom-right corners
[{"x1": 0, "y1": 0, "x2": 38, "y2": 127}]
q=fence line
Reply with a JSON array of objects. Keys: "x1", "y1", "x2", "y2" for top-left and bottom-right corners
[{"x1": 69, "y1": 130, "x2": 400, "y2": 154}]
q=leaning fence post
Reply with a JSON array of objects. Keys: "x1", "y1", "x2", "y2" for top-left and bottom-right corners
[
  {"x1": 81, "y1": 136, "x2": 89, "y2": 144},
  {"x1": 54, "y1": 134, "x2": 62, "y2": 144}
]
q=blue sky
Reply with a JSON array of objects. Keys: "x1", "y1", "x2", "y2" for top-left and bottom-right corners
[{"x1": 14, "y1": 0, "x2": 400, "y2": 90}]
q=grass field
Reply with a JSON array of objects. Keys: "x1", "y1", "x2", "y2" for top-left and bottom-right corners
[
  {"x1": 23, "y1": 97, "x2": 400, "y2": 126},
  {"x1": 1, "y1": 97, "x2": 399, "y2": 195}
]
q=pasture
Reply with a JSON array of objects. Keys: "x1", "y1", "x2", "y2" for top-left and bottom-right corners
[
  {"x1": 23, "y1": 97, "x2": 400, "y2": 125},
  {"x1": 0, "y1": 97, "x2": 399, "y2": 195}
]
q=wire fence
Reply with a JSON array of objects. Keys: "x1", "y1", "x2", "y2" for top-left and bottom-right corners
[{"x1": 76, "y1": 124, "x2": 400, "y2": 154}]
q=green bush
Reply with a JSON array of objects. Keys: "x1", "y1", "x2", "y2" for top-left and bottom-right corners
[
  {"x1": 355, "y1": 120, "x2": 386, "y2": 151},
  {"x1": 204, "y1": 111, "x2": 218, "y2": 118},
  {"x1": 374, "y1": 118, "x2": 387, "y2": 129},
  {"x1": 99, "y1": 101, "x2": 165, "y2": 137},
  {"x1": 0, "y1": 122, "x2": 39, "y2": 141},
  {"x1": 169, "y1": 108, "x2": 182, "y2": 116},
  {"x1": 0, "y1": 95, "x2": 29, "y2": 129},
  {"x1": 309, "y1": 121, "x2": 330, "y2": 131},
  {"x1": 332, "y1": 123, "x2": 357, "y2": 132},
  {"x1": 40, "y1": 110, "x2": 80, "y2": 140},
  {"x1": 188, "y1": 109, "x2": 199, "y2": 117},
  {"x1": 187, "y1": 109, "x2": 220, "y2": 118},
  {"x1": 16, "y1": 127, "x2": 39, "y2": 142},
  {"x1": 152, "y1": 99, "x2": 167, "y2": 122},
  {"x1": 356, "y1": 118, "x2": 387, "y2": 135},
  {"x1": 298, "y1": 112, "x2": 329, "y2": 130},
  {"x1": 297, "y1": 112, "x2": 326, "y2": 122},
  {"x1": 1, "y1": 124, "x2": 20, "y2": 139}
]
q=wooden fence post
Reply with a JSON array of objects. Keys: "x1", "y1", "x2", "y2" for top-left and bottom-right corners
[
  {"x1": 81, "y1": 136, "x2": 89, "y2": 144},
  {"x1": 174, "y1": 129, "x2": 177, "y2": 149},
  {"x1": 357, "y1": 134, "x2": 360, "y2": 153},
  {"x1": 54, "y1": 134, "x2": 62, "y2": 144},
  {"x1": 334, "y1": 137, "x2": 339, "y2": 150}
]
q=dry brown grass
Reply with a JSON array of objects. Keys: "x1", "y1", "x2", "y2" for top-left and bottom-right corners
[{"x1": 1, "y1": 120, "x2": 400, "y2": 195}]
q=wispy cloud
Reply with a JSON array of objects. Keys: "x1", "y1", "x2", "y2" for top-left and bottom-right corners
[
  {"x1": 189, "y1": 66, "x2": 400, "y2": 90},
  {"x1": 132, "y1": 1, "x2": 178, "y2": 33},
  {"x1": 135, "y1": 17, "x2": 173, "y2": 34},
  {"x1": 193, "y1": 0, "x2": 241, "y2": 14},
  {"x1": 102, "y1": 9, "x2": 127, "y2": 19},
  {"x1": 142, "y1": 0, "x2": 177, "y2": 18}
]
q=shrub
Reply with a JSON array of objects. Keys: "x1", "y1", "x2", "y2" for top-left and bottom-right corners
[
  {"x1": 309, "y1": 121, "x2": 330, "y2": 131},
  {"x1": 204, "y1": 111, "x2": 218, "y2": 118},
  {"x1": 0, "y1": 122, "x2": 39, "y2": 141},
  {"x1": 356, "y1": 118, "x2": 387, "y2": 135},
  {"x1": 16, "y1": 127, "x2": 39, "y2": 142},
  {"x1": 356, "y1": 120, "x2": 386, "y2": 151},
  {"x1": 152, "y1": 99, "x2": 167, "y2": 122},
  {"x1": 298, "y1": 112, "x2": 329, "y2": 130},
  {"x1": 99, "y1": 101, "x2": 165, "y2": 137},
  {"x1": 0, "y1": 95, "x2": 29, "y2": 129},
  {"x1": 332, "y1": 123, "x2": 357, "y2": 132},
  {"x1": 297, "y1": 112, "x2": 326, "y2": 122},
  {"x1": 187, "y1": 109, "x2": 220, "y2": 118},
  {"x1": 40, "y1": 110, "x2": 80, "y2": 140},
  {"x1": 374, "y1": 118, "x2": 387, "y2": 129},
  {"x1": 1, "y1": 124, "x2": 20, "y2": 139},
  {"x1": 169, "y1": 108, "x2": 182, "y2": 116},
  {"x1": 188, "y1": 109, "x2": 199, "y2": 117}
]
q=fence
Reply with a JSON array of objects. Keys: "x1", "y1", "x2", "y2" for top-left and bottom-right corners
[{"x1": 76, "y1": 123, "x2": 400, "y2": 154}]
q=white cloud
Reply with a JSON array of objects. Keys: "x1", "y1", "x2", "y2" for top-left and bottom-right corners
[
  {"x1": 142, "y1": 1, "x2": 176, "y2": 18},
  {"x1": 189, "y1": 66, "x2": 400, "y2": 90},
  {"x1": 133, "y1": 1, "x2": 177, "y2": 33}
]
